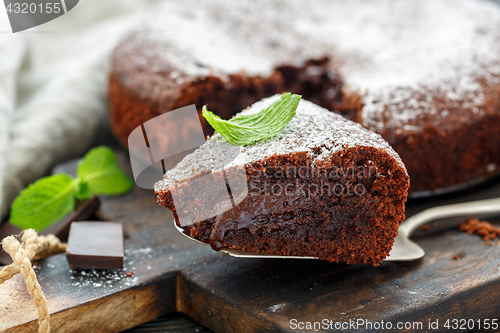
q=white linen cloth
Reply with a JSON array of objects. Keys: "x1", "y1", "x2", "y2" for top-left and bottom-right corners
[{"x1": 0, "y1": 0, "x2": 159, "y2": 220}]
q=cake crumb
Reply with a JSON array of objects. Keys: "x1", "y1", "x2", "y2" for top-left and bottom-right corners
[
  {"x1": 421, "y1": 225, "x2": 430, "y2": 231},
  {"x1": 125, "y1": 271, "x2": 135, "y2": 277},
  {"x1": 459, "y1": 217, "x2": 500, "y2": 242}
]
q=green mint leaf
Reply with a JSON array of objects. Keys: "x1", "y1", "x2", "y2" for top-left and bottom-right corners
[
  {"x1": 77, "y1": 146, "x2": 134, "y2": 195},
  {"x1": 202, "y1": 93, "x2": 301, "y2": 146},
  {"x1": 9, "y1": 173, "x2": 75, "y2": 231},
  {"x1": 73, "y1": 177, "x2": 93, "y2": 200}
]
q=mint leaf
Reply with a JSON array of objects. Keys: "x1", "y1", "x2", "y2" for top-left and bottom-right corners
[
  {"x1": 202, "y1": 93, "x2": 301, "y2": 146},
  {"x1": 9, "y1": 173, "x2": 75, "y2": 231},
  {"x1": 9, "y1": 146, "x2": 133, "y2": 231},
  {"x1": 77, "y1": 146, "x2": 134, "y2": 195},
  {"x1": 73, "y1": 177, "x2": 92, "y2": 200}
]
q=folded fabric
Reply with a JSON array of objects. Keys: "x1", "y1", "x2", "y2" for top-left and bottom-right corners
[{"x1": 0, "y1": 0, "x2": 159, "y2": 220}]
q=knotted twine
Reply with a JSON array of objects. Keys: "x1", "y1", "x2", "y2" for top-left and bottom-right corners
[{"x1": 0, "y1": 229, "x2": 67, "y2": 333}]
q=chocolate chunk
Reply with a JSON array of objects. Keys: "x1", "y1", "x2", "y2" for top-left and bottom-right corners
[
  {"x1": 66, "y1": 222, "x2": 124, "y2": 270},
  {"x1": 0, "y1": 196, "x2": 100, "y2": 265}
]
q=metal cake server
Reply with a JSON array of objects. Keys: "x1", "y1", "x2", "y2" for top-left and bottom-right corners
[
  {"x1": 175, "y1": 197, "x2": 500, "y2": 261},
  {"x1": 385, "y1": 197, "x2": 500, "y2": 261}
]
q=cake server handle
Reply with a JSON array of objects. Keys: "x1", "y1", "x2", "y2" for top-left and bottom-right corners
[{"x1": 398, "y1": 197, "x2": 500, "y2": 237}]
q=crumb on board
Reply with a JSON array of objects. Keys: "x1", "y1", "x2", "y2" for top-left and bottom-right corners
[
  {"x1": 125, "y1": 271, "x2": 135, "y2": 277},
  {"x1": 459, "y1": 217, "x2": 500, "y2": 243}
]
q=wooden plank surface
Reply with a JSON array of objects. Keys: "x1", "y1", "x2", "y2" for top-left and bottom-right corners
[{"x1": 1, "y1": 154, "x2": 500, "y2": 332}]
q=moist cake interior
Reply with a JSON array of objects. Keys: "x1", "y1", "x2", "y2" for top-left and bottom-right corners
[{"x1": 186, "y1": 148, "x2": 407, "y2": 265}]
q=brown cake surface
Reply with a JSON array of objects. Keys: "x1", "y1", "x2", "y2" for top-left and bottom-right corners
[
  {"x1": 110, "y1": 0, "x2": 500, "y2": 194},
  {"x1": 155, "y1": 96, "x2": 410, "y2": 265}
]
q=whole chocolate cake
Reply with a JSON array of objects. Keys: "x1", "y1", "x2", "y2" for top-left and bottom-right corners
[
  {"x1": 110, "y1": 0, "x2": 500, "y2": 194},
  {"x1": 156, "y1": 96, "x2": 410, "y2": 265}
]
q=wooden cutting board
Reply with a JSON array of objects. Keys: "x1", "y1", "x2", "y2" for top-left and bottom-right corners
[{"x1": 1, "y1": 155, "x2": 500, "y2": 333}]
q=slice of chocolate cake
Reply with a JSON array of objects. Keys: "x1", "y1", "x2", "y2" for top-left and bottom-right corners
[{"x1": 156, "y1": 96, "x2": 409, "y2": 265}]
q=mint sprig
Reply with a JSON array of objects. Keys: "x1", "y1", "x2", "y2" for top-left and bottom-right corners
[
  {"x1": 76, "y1": 146, "x2": 134, "y2": 196},
  {"x1": 202, "y1": 93, "x2": 301, "y2": 146},
  {"x1": 9, "y1": 146, "x2": 133, "y2": 231},
  {"x1": 10, "y1": 174, "x2": 76, "y2": 231}
]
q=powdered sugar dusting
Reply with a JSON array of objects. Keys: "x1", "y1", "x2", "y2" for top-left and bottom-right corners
[
  {"x1": 125, "y1": 0, "x2": 322, "y2": 78},
  {"x1": 298, "y1": 0, "x2": 500, "y2": 131},
  {"x1": 62, "y1": 247, "x2": 154, "y2": 291},
  {"x1": 155, "y1": 95, "x2": 404, "y2": 190}
]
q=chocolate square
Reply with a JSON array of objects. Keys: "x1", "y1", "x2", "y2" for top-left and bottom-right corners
[{"x1": 66, "y1": 222, "x2": 124, "y2": 270}]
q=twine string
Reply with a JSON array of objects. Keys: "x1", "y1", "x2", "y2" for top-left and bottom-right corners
[{"x1": 0, "y1": 229, "x2": 67, "y2": 333}]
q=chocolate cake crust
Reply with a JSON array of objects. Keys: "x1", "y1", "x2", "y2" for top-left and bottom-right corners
[{"x1": 156, "y1": 96, "x2": 409, "y2": 265}]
